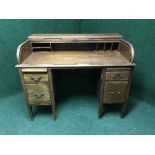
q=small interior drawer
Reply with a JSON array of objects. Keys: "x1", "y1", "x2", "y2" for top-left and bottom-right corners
[
  {"x1": 103, "y1": 82, "x2": 128, "y2": 103},
  {"x1": 25, "y1": 83, "x2": 51, "y2": 104},
  {"x1": 23, "y1": 73, "x2": 48, "y2": 83},
  {"x1": 105, "y1": 71, "x2": 130, "y2": 81}
]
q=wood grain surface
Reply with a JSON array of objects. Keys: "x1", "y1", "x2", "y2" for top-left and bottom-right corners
[{"x1": 17, "y1": 50, "x2": 133, "y2": 68}]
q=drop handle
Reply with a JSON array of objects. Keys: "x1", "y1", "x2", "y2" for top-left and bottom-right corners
[
  {"x1": 109, "y1": 91, "x2": 121, "y2": 95},
  {"x1": 34, "y1": 93, "x2": 44, "y2": 98},
  {"x1": 117, "y1": 91, "x2": 121, "y2": 95},
  {"x1": 72, "y1": 39, "x2": 78, "y2": 43},
  {"x1": 109, "y1": 91, "x2": 114, "y2": 95},
  {"x1": 31, "y1": 76, "x2": 42, "y2": 82},
  {"x1": 113, "y1": 73, "x2": 123, "y2": 79}
]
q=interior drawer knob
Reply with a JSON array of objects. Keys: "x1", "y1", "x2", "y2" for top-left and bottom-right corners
[
  {"x1": 31, "y1": 76, "x2": 42, "y2": 82},
  {"x1": 34, "y1": 93, "x2": 44, "y2": 98}
]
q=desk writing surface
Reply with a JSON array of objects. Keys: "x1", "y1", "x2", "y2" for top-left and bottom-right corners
[{"x1": 19, "y1": 50, "x2": 133, "y2": 68}]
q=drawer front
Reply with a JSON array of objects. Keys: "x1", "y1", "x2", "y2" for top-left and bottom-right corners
[
  {"x1": 103, "y1": 82, "x2": 128, "y2": 103},
  {"x1": 25, "y1": 83, "x2": 51, "y2": 104},
  {"x1": 23, "y1": 73, "x2": 48, "y2": 83},
  {"x1": 106, "y1": 68, "x2": 131, "y2": 71},
  {"x1": 105, "y1": 71, "x2": 130, "y2": 81},
  {"x1": 22, "y1": 68, "x2": 47, "y2": 73}
]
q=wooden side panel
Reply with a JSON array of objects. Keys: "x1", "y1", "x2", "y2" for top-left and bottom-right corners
[
  {"x1": 119, "y1": 40, "x2": 133, "y2": 62},
  {"x1": 18, "y1": 68, "x2": 34, "y2": 120},
  {"x1": 17, "y1": 40, "x2": 32, "y2": 64}
]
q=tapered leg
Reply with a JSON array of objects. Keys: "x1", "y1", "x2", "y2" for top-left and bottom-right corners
[
  {"x1": 98, "y1": 103, "x2": 104, "y2": 118},
  {"x1": 51, "y1": 104, "x2": 56, "y2": 120},
  {"x1": 27, "y1": 105, "x2": 34, "y2": 121},
  {"x1": 120, "y1": 102, "x2": 127, "y2": 118}
]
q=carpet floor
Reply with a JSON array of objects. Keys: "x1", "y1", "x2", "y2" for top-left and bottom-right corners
[{"x1": 0, "y1": 92, "x2": 155, "y2": 135}]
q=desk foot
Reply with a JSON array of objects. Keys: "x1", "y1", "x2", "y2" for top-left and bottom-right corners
[
  {"x1": 120, "y1": 103, "x2": 127, "y2": 118},
  {"x1": 28, "y1": 105, "x2": 34, "y2": 121},
  {"x1": 98, "y1": 104, "x2": 104, "y2": 119},
  {"x1": 51, "y1": 104, "x2": 56, "y2": 121}
]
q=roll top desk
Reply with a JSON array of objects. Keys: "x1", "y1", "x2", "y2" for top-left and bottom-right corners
[{"x1": 16, "y1": 34, "x2": 135, "y2": 120}]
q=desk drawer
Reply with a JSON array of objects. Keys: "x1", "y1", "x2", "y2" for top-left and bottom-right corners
[
  {"x1": 103, "y1": 82, "x2": 128, "y2": 103},
  {"x1": 25, "y1": 83, "x2": 51, "y2": 105},
  {"x1": 105, "y1": 71, "x2": 130, "y2": 81},
  {"x1": 23, "y1": 73, "x2": 48, "y2": 83}
]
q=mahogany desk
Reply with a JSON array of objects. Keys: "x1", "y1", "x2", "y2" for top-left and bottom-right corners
[{"x1": 16, "y1": 34, "x2": 135, "y2": 120}]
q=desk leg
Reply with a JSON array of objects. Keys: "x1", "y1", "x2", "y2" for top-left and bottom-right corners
[
  {"x1": 52, "y1": 103, "x2": 56, "y2": 120},
  {"x1": 19, "y1": 69, "x2": 34, "y2": 121},
  {"x1": 98, "y1": 103, "x2": 104, "y2": 118},
  {"x1": 99, "y1": 68, "x2": 106, "y2": 119},
  {"x1": 27, "y1": 104, "x2": 34, "y2": 121},
  {"x1": 120, "y1": 102, "x2": 127, "y2": 118},
  {"x1": 120, "y1": 68, "x2": 133, "y2": 118},
  {"x1": 48, "y1": 69, "x2": 56, "y2": 120}
]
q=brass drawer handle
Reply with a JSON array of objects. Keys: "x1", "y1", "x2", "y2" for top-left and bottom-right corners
[
  {"x1": 117, "y1": 91, "x2": 121, "y2": 95},
  {"x1": 113, "y1": 73, "x2": 123, "y2": 79},
  {"x1": 31, "y1": 76, "x2": 42, "y2": 82},
  {"x1": 109, "y1": 91, "x2": 114, "y2": 95},
  {"x1": 72, "y1": 39, "x2": 78, "y2": 43},
  {"x1": 109, "y1": 91, "x2": 121, "y2": 95},
  {"x1": 34, "y1": 93, "x2": 44, "y2": 98}
]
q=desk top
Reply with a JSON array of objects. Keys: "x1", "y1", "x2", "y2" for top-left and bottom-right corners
[
  {"x1": 28, "y1": 33, "x2": 122, "y2": 42},
  {"x1": 16, "y1": 50, "x2": 134, "y2": 68}
]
